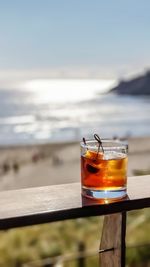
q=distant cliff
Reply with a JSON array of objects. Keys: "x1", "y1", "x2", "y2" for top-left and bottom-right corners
[{"x1": 110, "y1": 71, "x2": 150, "y2": 95}]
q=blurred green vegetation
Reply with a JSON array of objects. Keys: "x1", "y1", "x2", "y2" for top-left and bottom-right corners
[
  {"x1": 133, "y1": 169, "x2": 150, "y2": 176},
  {"x1": 0, "y1": 209, "x2": 149, "y2": 266}
]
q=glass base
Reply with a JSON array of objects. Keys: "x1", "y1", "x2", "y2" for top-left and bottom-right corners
[{"x1": 82, "y1": 187, "x2": 127, "y2": 200}]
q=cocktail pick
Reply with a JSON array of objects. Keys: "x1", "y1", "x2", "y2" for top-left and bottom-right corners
[
  {"x1": 94, "y1": 133, "x2": 104, "y2": 154},
  {"x1": 83, "y1": 137, "x2": 88, "y2": 151}
]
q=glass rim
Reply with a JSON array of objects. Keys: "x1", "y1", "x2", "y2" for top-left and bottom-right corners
[{"x1": 80, "y1": 138, "x2": 128, "y2": 150}]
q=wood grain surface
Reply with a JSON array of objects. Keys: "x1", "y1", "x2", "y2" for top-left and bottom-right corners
[{"x1": 0, "y1": 175, "x2": 149, "y2": 229}]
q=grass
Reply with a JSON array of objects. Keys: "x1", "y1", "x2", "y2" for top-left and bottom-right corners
[
  {"x1": 0, "y1": 209, "x2": 149, "y2": 266},
  {"x1": 133, "y1": 169, "x2": 150, "y2": 176}
]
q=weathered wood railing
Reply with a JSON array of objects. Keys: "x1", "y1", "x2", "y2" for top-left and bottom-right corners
[{"x1": 0, "y1": 175, "x2": 150, "y2": 267}]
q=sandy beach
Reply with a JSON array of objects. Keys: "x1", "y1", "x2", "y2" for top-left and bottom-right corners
[{"x1": 0, "y1": 137, "x2": 150, "y2": 191}]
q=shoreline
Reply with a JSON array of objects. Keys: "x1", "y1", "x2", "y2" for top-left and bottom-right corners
[
  {"x1": 0, "y1": 134, "x2": 150, "y2": 149},
  {"x1": 0, "y1": 136, "x2": 149, "y2": 192}
]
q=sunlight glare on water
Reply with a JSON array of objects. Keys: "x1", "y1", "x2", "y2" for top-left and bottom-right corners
[
  {"x1": 0, "y1": 78, "x2": 150, "y2": 145},
  {"x1": 23, "y1": 79, "x2": 115, "y2": 103}
]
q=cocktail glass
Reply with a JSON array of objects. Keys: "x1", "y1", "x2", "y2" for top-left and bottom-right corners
[{"x1": 81, "y1": 139, "x2": 128, "y2": 200}]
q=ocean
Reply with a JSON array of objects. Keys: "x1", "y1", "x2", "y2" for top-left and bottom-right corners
[{"x1": 0, "y1": 79, "x2": 150, "y2": 145}]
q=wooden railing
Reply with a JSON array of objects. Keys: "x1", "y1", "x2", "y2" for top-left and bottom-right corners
[{"x1": 0, "y1": 175, "x2": 150, "y2": 267}]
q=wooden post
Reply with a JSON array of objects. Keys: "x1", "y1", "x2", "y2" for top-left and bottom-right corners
[
  {"x1": 77, "y1": 241, "x2": 86, "y2": 267},
  {"x1": 99, "y1": 212, "x2": 126, "y2": 267}
]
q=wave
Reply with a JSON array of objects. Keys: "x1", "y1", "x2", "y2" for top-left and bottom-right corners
[{"x1": 0, "y1": 79, "x2": 149, "y2": 144}]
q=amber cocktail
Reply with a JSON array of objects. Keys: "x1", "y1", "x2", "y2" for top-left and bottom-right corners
[{"x1": 81, "y1": 139, "x2": 128, "y2": 199}]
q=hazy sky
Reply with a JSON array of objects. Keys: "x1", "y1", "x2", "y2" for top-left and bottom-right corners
[{"x1": 0, "y1": 0, "x2": 150, "y2": 79}]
